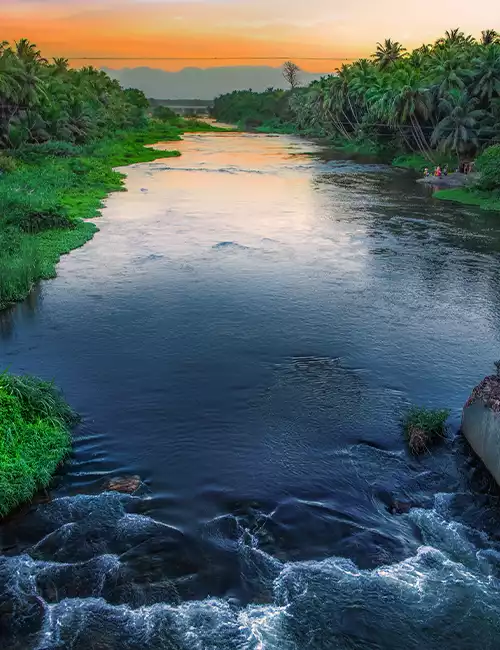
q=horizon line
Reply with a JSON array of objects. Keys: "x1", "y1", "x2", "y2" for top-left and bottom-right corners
[{"x1": 67, "y1": 57, "x2": 353, "y2": 61}]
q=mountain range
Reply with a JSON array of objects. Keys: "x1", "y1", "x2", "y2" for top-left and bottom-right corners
[{"x1": 102, "y1": 66, "x2": 325, "y2": 100}]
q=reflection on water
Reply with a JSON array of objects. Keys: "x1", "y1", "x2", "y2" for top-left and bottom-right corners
[{"x1": 1, "y1": 133, "x2": 500, "y2": 648}]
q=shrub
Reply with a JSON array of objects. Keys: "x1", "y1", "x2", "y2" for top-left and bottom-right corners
[
  {"x1": 402, "y1": 406, "x2": 450, "y2": 454},
  {"x1": 152, "y1": 106, "x2": 179, "y2": 122},
  {"x1": 1, "y1": 190, "x2": 74, "y2": 233},
  {"x1": 17, "y1": 141, "x2": 83, "y2": 160},
  {"x1": 476, "y1": 145, "x2": 500, "y2": 190},
  {"x1": 0, "y1": 153, "x2": 17, "y2": 173}
]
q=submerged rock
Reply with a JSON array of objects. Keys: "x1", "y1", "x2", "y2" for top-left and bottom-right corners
[
  {"x1": 103, "y1": 475, "x2": 142, "y2": 494},
  {"x1": 416, "y1": 172, "x2": 478, "y2": 188},
  {"x1": 388, "y1": 501, "x2": 413, "y2": 515}
]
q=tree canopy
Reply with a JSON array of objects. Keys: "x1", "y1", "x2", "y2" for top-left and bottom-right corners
[
  {"x1": 213, "y1": 29, "x2": 500, "y2": 165},
  {"x1": 0, "y1": 38, "x2": 148, "y2": 149}
]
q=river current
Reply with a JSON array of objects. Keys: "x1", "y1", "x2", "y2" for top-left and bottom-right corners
[{"x1": 2, "y1": 132, "x2": 500, "y2": 648}]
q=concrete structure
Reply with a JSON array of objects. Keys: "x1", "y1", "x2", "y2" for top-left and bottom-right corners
[{"x1": 462, "y1": 373, "x2": 500, "y2": 485}]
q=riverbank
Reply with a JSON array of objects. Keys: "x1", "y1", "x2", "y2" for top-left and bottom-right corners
[
  {"x1": 0, "y1": 372, "x2": 76, "y2": 517},
  {"x1": 392, "y1": 153, "x2": 500, "y2": 212},
  {"x1": 0, "y1": 118, "x2": 226, "y2": 311},
  {"x1": 0, "y1": 119, "x2": 228, "y2": 517}
]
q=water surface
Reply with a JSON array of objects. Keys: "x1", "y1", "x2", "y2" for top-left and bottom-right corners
[{"x1": 2, "y1": 133, "x2": 500, "y2": 649}]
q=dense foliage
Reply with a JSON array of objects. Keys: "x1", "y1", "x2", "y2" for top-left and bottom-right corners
[
  {"x1": 0, "y1": 39, "x2": 149, "y2": 148},
  {"x1": 0, "y1": 371, "x2": 76, "y2": 517},
  {"x1": 213, "y1": 29, "x2": 500, "y2": 168},
  {"x1": 212, "y1": 89, "x2": 295, "y2": 131},
  {"x1": 476, "y1": 144, "x2": 500, "y2": 189}
]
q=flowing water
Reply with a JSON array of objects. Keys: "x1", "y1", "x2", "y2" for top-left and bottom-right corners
[{"x1": 2, "y1": 132, "x2": 500, "y2": 649}]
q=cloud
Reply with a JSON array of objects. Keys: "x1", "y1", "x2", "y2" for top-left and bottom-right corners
[{"x1": 3, "y1": 0, "x2": 498, "y2": 72}]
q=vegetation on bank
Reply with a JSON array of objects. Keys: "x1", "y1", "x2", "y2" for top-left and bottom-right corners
[
  {"x1": 0, "y1": 371, "x2": 77, "y2": 517},
  {"x1": 402, "y1": 406, "x2": 450, "y2": 455},
  {"x1": 212, "y1": 29, "x2": 500, "y2": 209},
  {"x1": 0, "y1": 39, "x2": 224, "y2": 311}
]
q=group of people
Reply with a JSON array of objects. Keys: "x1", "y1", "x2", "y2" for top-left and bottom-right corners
[
  {"x1": 423, "y1": 161, "x2": 475, "y2": 178},
  {"x1": 423, "y1": 165, "x2": 448, "y2": 178}
]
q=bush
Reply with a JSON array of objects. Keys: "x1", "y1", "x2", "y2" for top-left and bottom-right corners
[
  {"x1": 0, "y1": 153, "x2": 17, "y2": 173},
  {"x1": 152, "y1": 106, "x2": 179, "y2": 122},
  {"x1": 402, "y1": 406, "x2": 450, "y2": 454},
  {"x1": 476, "y1": 145, "x2": 500, "y2": 190},
  {"x1": 1, "y1": 189, "x2": 74, "y2": 233},
  {"x1": 0, "y1": 372, "x2": 74, "y2": 517},
  {"x1": 17, "y1": 141, "x2": 83, "y2": 160}
]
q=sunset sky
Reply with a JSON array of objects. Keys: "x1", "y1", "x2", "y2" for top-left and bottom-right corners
[{"x1": 2, "y1": 0, "x2": 499, "y2": 72}]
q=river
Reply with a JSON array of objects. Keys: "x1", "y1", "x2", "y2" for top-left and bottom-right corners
[{"x1": 2, "y1": 132, "x2": 500, "y2": 649}]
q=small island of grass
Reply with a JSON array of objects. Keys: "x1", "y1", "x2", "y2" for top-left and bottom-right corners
[
  {"x1": 402, "y1": 406, "x2": 450, "y2": 455},
  {"x1": 0, "y1": 371, "x2": 76, "y2": 517}
]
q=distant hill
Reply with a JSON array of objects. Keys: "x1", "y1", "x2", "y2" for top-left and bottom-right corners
[{"x1": 102, "y1": 66, "x2": 324, "y2": 100}]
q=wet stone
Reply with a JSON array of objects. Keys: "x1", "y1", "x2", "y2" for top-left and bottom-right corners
[{"x1": 103, "y1": 475, "x2": 143, "y2": 494}]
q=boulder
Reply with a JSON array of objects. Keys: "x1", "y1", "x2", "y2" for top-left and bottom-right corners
[{"x1": 462, "y1": 373, "x2": 500, "y2": 485}]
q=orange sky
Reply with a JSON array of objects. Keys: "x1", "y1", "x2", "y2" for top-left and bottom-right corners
[{"x1": 2, "y1": 0, "x2": 499, "y2": 72}]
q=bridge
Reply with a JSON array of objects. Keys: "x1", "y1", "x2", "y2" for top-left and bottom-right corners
[{"x1": 149, "y1": 98, "x2": 214, "y2": 117}]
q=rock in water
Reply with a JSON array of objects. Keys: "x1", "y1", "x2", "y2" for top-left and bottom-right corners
[
  {"x1": 103, "y1": 476, "x2": 142, "y2": 494},
  {"x1": 462, "y1": 372, "x2": 500, "y2": 486}
]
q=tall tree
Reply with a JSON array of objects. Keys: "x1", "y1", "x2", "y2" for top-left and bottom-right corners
[
  {"x1": 282, "y1": 61, "x2": 301, "y2": 89},
  {"x1": 432, "y1": 91, "x2": 485, "y2": 162},
  {"x1": 372, "y1": 39, "x2": 406, "y2": 70},
  {"x1": 481, "y1": 30, "x2": 499, "y2": 46}
]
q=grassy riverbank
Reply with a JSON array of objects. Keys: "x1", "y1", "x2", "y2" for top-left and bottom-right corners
[
  {"x1": 0, "y1": 119, "x2": 223, "y2": 310},
  {"x1": 433, "y1": 188, "x2": 500, "y2": 211},
  {"x1": 0, "y1": 372, "x2": 76, "y2": 517}
]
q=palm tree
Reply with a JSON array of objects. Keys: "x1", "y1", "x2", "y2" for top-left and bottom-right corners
[
  {"x1": 430, "y1": 49, "x2": 471, "y2": 96},
  {"x1": 473, "y1": 45, "x2": 500, "y2": 101},
  {"x1": 52, "y1": 58, "x2": 69, "y2": 75},
  {"x1": 432, "y1": 91, "x2": 485, "y2": 163},
  {"x1": 481, "y1": 30, "x2": 499, "y2": 46},
  {"x1": 14, "y1": 38, "x2": 46, "y2": 64},
  {"x1": 386, "y1": 67, "x2": 435, "y2": 160},
  {"x1": 372, "y1": 39, "x2": 406, "y2": 70}
]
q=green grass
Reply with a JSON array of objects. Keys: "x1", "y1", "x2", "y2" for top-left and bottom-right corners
[
  {"x1": 392, "y1": 153, "x2": 429, "y2": 170},
  {"x1": 0, "y1": 118, "x2": 224, "y2": 310},
  {"x1": 434, "y1": 187, "x2": 500, "y2": 212},
  {"x1": 392, "y1": 153, "x2": 456, "y2": 171},
  {"x1": 402, "y1": 406, "x2": 450, "y2": 454},
  {"x1": 0, "y1": 371, "x2": 76, "y2": 517}
]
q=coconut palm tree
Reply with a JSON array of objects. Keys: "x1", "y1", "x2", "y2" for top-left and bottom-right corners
[
  {"x1": 430, "y1": 49, "x2": 471, "y2": 96},
  {"x1": 386, "y1": 67, "x2": 435, "y2": 160},
  {"x1": 481, "y1": 30, "x2": 499, "y2": 46},
  {"x1": 432, "y1": 91, "x2": 485, "y2": 163},
  {"x1": 14, "y1": 38, "x2": 46, "y2": 64},
  {"x1": 372, "y1": 39, "x2": 406, "y2": 70},
  {"x1": 473, "y1": 45, "x2": 500, "y2": 102},
  {"x1": 52, "y1": 58, "x2": 69, "y2": 75}
]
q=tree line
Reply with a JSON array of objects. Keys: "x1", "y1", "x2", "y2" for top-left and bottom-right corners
[
  {"x1": 212, "y1": 29, "x2": 500, "y2": 167},
  {"x1": 0, "y1": 38, "x2": 148, "y2": 150}
]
